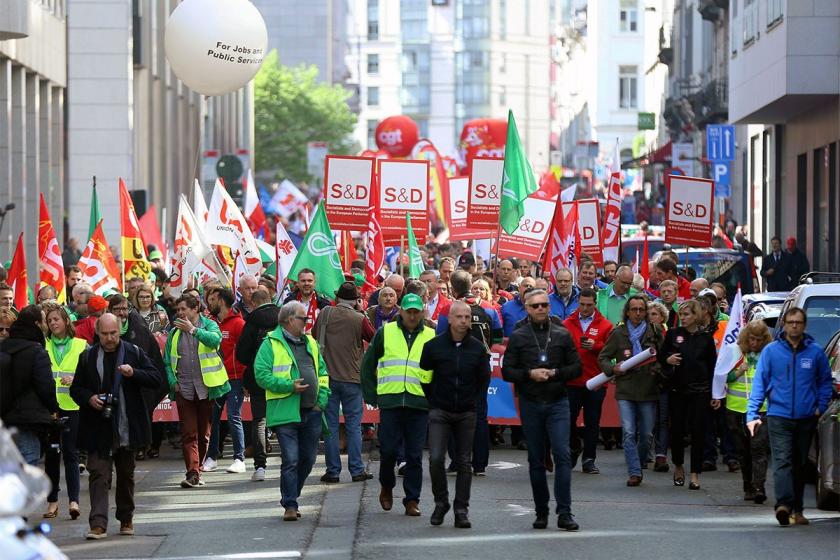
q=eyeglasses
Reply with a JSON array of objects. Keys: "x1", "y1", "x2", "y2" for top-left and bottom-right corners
[
  {"x1": 294, "y1": 316, "x2": 308, "y2": 322},
  {"x1": 785, "y1": 320, "x2": 805, "y2": 326},
  {"x1": 528, "y1": 302, "x2": 549, "y2": 309}
]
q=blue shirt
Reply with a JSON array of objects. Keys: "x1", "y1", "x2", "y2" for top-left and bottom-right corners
[
  {"x1": 549, "y1": 286, "x2": 580, "y2": 320},
  {"x1": 501, "y1": 297, "x2": 528, "y2": 337}
]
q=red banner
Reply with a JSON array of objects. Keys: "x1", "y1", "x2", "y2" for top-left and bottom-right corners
[
  {"x1": 466, "y1": 157, "x2": 504, "y2": 230},
  {"x1": 563, "y1": 198, "x2": 603, "y2": 266},
  {"x1": 323, "y1": 155, "x2": 375, "y2": 231},
  {"x1": 378, "y1": 159, "x2": 429, "y2": 244},
  {"x1": 601, "y1": 173, "x2": 622, "y2": 263},
  {"x1": 665, "y1": 175, "x2": 714, "y2": 247}
]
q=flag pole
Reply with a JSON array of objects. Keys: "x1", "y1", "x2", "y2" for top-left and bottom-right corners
[
  {"x1": 399, "y1": 235, "x2": 405, "y2": 277},
  {"x1": 490, "y1": 219, "x2": 503, "y2": 296}
]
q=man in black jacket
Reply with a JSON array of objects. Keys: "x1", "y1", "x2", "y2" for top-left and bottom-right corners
[
  {"x1": 502, "y1": 289, "x2": 582, "y2": 532},
  {"x1": 1, "y1": 305, "x2": 59, "y2": 465},
  {"x1": 70, "y1": 314, "x2": 160, "y2": 540},
  {"x1": 760, "y1": 236, "x2": 792, "y2": 292},
  {"x1": 235, "y1": 289, "x2": 278, "y2": 481},
  {"x1": 282, "y1": 268, "x2": 332, "y2": 333},
  {"x1": 420, "y1": 301, "x2": 490, "y2": 529}
]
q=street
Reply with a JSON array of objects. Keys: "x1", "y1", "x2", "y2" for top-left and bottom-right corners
[{"x1": 48, "y1": 441, "x2": 840, "y2": 560}]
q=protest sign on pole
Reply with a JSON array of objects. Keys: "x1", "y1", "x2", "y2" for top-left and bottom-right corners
[
  {"x1": 496, "y1": 195, "x2": 555, "y2": 261},
  {"x1": 466, "y1": 157, "x2": 504, "y2": 230},
  {"x1": 563, "y1": 198, "x2": 603, "y2": 266},
  {"x1": 447, "y1": 177, "x2": 494, "y2": 242},
  {"x1": 323, "y1": 155, "x2": 375, "y2": 231},
  {"x1": 378, "y1": 159, "x2": 429, "y2": 243},
  {"x1": 665, "y1": 175, "x2": 714, "y2": 246}
]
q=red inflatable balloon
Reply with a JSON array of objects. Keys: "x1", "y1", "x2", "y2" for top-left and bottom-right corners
[
  {"x1": 459, "y1": 118, "x2": 507, "y2": 171},
  {"x1": 375, "y1": 116, "x2": 419, "y2": 158}
]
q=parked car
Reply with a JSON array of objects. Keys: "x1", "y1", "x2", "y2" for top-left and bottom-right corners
[
  {"x1": 742, "y1": 292, "x2": 788, "y2": 328},
  {"x1": 775, "y1": 273, "x2": 840, "y2": 349},
  {"x1": 810, "y1": 329, "x2": 840, "y2": 511},
  {"x1": 650, "y1": 248, "x2": 758, "y2": 297}
]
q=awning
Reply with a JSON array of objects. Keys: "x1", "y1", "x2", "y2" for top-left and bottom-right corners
[{"x1": 621, "y1": 141, "x2": 672, "y2": 169}]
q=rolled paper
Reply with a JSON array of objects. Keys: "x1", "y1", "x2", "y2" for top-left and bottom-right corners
[
  {"x1": 586, "y1": 372, "x2": 612, "y2": 391},
  {"x1": 586, "y1": 347, "x2": 658, "y2": 391}
]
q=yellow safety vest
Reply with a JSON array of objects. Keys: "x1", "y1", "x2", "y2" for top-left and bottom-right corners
[
  {"x1": 169, "y1": 330, "x2": 228, "y2": 388},
  {"x1": 47, "y1": 337, "x2": 87, "y2": 411},
  {"x1": 265, "y1": 335, "x2": 328, "y2": 400},
  {"x1": 377, "y1": 322, "x2": 435, "y2": 397},
  {"x1": 726, "y1": 356, "x2": 766, "y2": 414}
]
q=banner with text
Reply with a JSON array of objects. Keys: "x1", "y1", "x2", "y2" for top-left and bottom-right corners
[
  {"x1": 665, "y1": 175, "x2": 714, "y2": 247},
  {"x1": 497, "y1": 195, "x2": 555, "y2": 261},
  {"x1": 447, "y1": 177, "x2": 495, "y2": 242},
  {"x1": 563, "y1": 198, "x2": 603, "y2": 266},
  {"x1": 323, "y1": 155, "x2": 375, "y2": 231},
  {"x1": 466, "y1": 157, "x2": 504, "y2": 230},
  {"x1": 378, "y1": 159, "x2": 430, "y2": 243},
  {"x1": 601, "y1": 173, "x2": 622, "y2": 264}
]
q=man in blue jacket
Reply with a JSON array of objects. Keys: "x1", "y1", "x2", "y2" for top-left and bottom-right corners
[
  {"x1": 549, "y1": 268, "x2": 580, "y2": 320},
  {"x1": 501, "y1": 277, "x2": 535, "y2": 337},
  {"x1": 747, "y1": 307, "x2": 833, "y2": 527}
]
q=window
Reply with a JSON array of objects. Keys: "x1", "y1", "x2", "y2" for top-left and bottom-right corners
[
  {"x1": 461, "y1": 16, "x2": 490, "y2": 38},
  {"x1": 620, "y1": 0, "x2": 638, "y2": 32},
  {"x1": 401, "y1": 0, "x2": 428, "y2": 41},
  {"x1": 766, "y1": 0, "x2": 783, "y2": 27},
  {"x1": 730, "y1": 0, "x2": 739, "y2": 55},
  {"x1": 456, "y1": 50, "x2": 489, "y2": 73},
  {"x1": 367, "y1": 120, "x2": 378, "y2": 148},
  {"x1": 401, "y1": 49, "x2": 429, "y2": 73},
  {"x1": 400, "y1": 86, "x2": 430, "y2": 108},
  {"x1": 742, "y1": 0, "x2": 757, "y2": 45},
  {"x1": 499, "y1": 86, "x2": 507, "y2": 106},
  {"x1": 367, "y1": 0, "x2": 379, "y2": 39},
  {"x1": 456, "y1": 83, "x2": 489, "y2": 105},
  {"x1": 367, "y1": 54, "x2": 379, "y2": 74},
  {"x1": 367, "y1": 86, "x2": 379, "y2": 106},
  {"x1": 618, "y1": 65, "x2": 637, "y2": 109}
]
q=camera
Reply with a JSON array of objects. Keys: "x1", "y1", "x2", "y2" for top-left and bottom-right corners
[{"x1": 99, "y1": 393, "x2": 117, "y2": 419}]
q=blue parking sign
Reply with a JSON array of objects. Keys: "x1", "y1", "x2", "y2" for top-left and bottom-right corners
[
  {"x1": 707, "y1": 124, "x2": 735, "y2": 161},
  {"x1": 712, "y1": 160, "x2": 731, "y2": 198}
]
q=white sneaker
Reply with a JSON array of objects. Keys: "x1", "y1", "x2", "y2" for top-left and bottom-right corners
[
  {"x1": 251, "y1": 467, "x2": 266, "y2": 482},
  {"x1": 201, "y1": 457, "x2": 218, "y2": 472},
  {"x1": 226, "y1": 459, "x2": 246, "y2": 473}
]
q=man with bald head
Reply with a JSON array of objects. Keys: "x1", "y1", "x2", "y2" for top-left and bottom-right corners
[
  {"x1": 70, "y1": 313, "x2": 160, "y2": 540},
  {"x1": 496, "y1": 259, "x2": 518, "y2": 293},
  {"x1": 367, "y1": 273, "x2": 406, "y2": 308},
  {"x1": 690, "y1": 278, "x2": 709, "y2": 299},
  {"x1": 596, "y1": 265, "x2": 638, "y2": 326},
  {"x1": 235, "y1": 275, "x2": 259, "y2": 319}
]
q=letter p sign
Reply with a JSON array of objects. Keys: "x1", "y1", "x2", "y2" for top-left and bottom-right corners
[{"x1": 713, "y1": 160, "x2": 730, "y2": 198}]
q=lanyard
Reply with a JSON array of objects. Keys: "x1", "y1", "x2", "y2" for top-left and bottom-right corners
[{"x1": 529, "y1": 321, "x2": 551, "y2": 364}]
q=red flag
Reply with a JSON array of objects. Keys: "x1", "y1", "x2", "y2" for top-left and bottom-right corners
[
  {"x1": 8, "y1": 233, "x2": 28, "y2": 310},
  {"x1": 78, "y1": 221, "x2": 122, "y2": 295},
  {"x1": 338, "y1": 230, "x2": 355, "y2": 272},
  {"x1": 244, "y1": 169, "x2": 268, "y2": 238},
  {"x1": 138, "y1": 205, "x2": 167, "y2": 262},
  {"x1": 364, "y1": 181, "x2": 384, "y2": 292},
  {"x1": 536, "y1": 169, "x2": 561, "y2": 201},
  {"x1": 640, "y1": 235, "x2": 650, "y2": 288},
  {"x1": 38, "y1": 194, "x2": 66, "y2": 303},
  {"x1": 602, "y1": 173, "x2": 622, "y2": 263},
  {"x1": 542, "y1": 200, "x2": 579, "y2": 279},
  {"x1": 119, "y1": 178, "x2": 151, "y2": 280}
]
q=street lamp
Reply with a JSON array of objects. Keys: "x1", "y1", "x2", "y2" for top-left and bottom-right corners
[{"x1": 0, "y1": 203, "x2": 15, "y2": 237}]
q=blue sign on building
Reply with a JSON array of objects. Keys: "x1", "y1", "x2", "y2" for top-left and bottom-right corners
[
  {"x1": 706, "y1": 124, "x2": 736, "y2": 161},
  {"x1": 712, "y1": 160, "x2": 731, "y2": 198}
]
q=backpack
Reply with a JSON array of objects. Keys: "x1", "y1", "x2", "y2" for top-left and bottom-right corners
[{"x1": 468, "y1": 303, "x2": 493, "y2": 352}]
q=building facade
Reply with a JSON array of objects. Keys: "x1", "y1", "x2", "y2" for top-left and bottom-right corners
[{"x1": 0, "y1": 0, "x2": 67, "y2": 268}]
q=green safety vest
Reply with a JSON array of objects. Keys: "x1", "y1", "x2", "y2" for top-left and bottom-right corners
[
  {"x1": 725, "y1": 355, "x2": 766, "y2": 414},
  {"x1": 377, "y1": 322, "x2": 435, "y2": 398},
  {"x1": 47, "y1": 337, "x2": 87, "y2": 411},
  {"x1": 266, "y1": 335, "x2": 328, "y2": 400},
  {"x1": 169, "y1": 330, "x2": 228, "y2": 388}
]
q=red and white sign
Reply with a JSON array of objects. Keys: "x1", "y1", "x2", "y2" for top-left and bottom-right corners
[
  {"x1": 601, "y1": 173, "x2": 622, "y2": 264},
  {"x1": 466, "y1": 157, "x2": 504, "y2": 230},
  {"x1": 447, "y1": 177, "x2": 494, "y2": 242},
  {"x1": 563, "y1": 198, "x2": 603, "y2": 266},
  {"x1": 378, "y1": 159, "x2": 429, "y2": 242},
  {"x1": 323, "y1": 155, "x2": 375, "y2": 231},
  {"x1": 665, "y1": 175, "x2": 714, "y2": 247},
  {"x1": 497, "y1": 195, "x2": 555, "y2": 261}
]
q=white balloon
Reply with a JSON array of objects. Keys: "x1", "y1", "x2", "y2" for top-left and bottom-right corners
[{"x1": 164, "y1": 0, "x2": 268, "y2": 96}]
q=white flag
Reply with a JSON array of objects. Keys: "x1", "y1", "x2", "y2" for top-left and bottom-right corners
[
  {"x1": 169, "y1": 195, "x2": 213, "y2": 298},
  {"x1": 244, "y1": 169, "x2": 259, "y2": 217},
  {"x1": 712, "y1": 288, "x2": 745, "y2": 399},
  {"x1": 206, "y1": 179, "x2": 262, "y2": 277},
  {"x1": 193, "y1": 179, "x2": 209, "y2": 229},
  {"x1": 269, "y1": 179, "x2": 309, "y2": 219},
  {"x1": 275, "y1": 221, "x2": 298, "y2": 292}
]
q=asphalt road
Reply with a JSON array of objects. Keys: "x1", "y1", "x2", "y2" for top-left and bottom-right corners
[{"x1": 45, "y1": 439, "x2": 839, "y2": 560}]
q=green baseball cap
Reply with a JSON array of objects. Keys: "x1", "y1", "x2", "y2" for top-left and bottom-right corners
[
  {"x1": 148, "y1": 249, "x2": 163, "y2": 261},
  {"x1": 400, "y1": 293, "x2": 424, "y2": 311}
]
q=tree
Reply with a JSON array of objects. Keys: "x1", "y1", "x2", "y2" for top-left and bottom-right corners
[{"x1": 254, "y1": 50, "x2": 358, "y2": 182}]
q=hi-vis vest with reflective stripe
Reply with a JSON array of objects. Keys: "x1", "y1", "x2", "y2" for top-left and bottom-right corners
[
  {"x1": 169, "y1": 330, "x2": 228, "y2": 388},
  {"x1": 266, "y1": 335, "x2": 328, "y2": 400},
  {"x1": 377, "y1": 322, "x2": 435, "y2": 397},
  {"x1": 47, "y1": 337, "x2": 87, "y2": 411},
  {"x1": 726, "y1": 356, "x2": 766, "y2": 414}
]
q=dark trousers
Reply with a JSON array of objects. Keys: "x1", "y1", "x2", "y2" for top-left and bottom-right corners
[
  {"x1": 726, "y1": 409, "x2": 769, "y2": 490},
  {"x1": 176, "y1": 395, "x2": 213, "y2": 477},
  {"x1": 567, "y1": 386, "x2": 606, "y2": 462},
  {"x1": 767, "y1": 415, "x2": 817, "y2": 513},
  {"x1": 249, "y1": 390, "x2": 268, "y2": 469},
  {"x1": 378, "y1": 408, "x2": 428, "y2": 505},
  {"x1": 430, "y1": 409, "x2": 476, "y2": 513},
  {"x1": 670, "y1": 392, "x2": 709, "y2": 474},
  {"x1": 87, "y1": 448, "x2": 135, "y2": 530},
  {"x1": 704, "y1": 403, "x2": 737, "y2": 464},
  {"x1": 45, "y1": 411, "x2": 80, "y2": 503},
  {"x1": 447, "y1": 395, "x2": 489, "y2": 471},
  {"x1": 519, "y1": 398, "x2": 572, "y2": 516}
]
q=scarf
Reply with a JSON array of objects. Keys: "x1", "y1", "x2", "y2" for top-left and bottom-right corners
[
  {"x1": 374, "y1": 306, "x2": 398, "y2": 330},
  {"x1": 49, "y1": 335, "x2": 72, "y2": 364},
  {"x1": 627, "y1": 320, "x2": 648, "y2": 356},
  {"x1": 297, "y1": 291, "x2": 319, "y2": 333}
]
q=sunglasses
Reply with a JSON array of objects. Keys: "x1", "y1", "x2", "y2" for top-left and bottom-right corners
[{"x1": 528, "y1": 302, "x2": 549, "y2": 309}]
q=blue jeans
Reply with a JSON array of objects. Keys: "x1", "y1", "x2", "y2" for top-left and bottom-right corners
[
  {"x1": 275, "y1": 410, "x2": 323, "y2": 510},
  {"x1": 13, "y1": 428, "x2": 41, "y2": 466},
  {"x1": 617, "y1": 400, "x2": 657, "y2": 476},
  {"x1": 654, "y1": 392, "x2": 669, "y2": 458},
  {"x1": 208, "y1": 379, "x2": 245, "y2": 461},
  {"x1": 378, "y1": 408, "x2": 428, "y2": 505},
  {"x1": 519, "y1": 398, "x2": 572, "y2": 516},
  {"x1": 324, "y1": 380, "x2": 365, "y2": 477},
  {"x1": 767, "y1": 415, "x2": 817, "y2": 513}
]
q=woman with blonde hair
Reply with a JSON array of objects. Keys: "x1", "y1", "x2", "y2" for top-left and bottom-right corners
[
  {"x1": 647, "y1": 301, "x2": 670, "y2": 329},
  {"x1": 132, "y1": 283, "x2": 168, "y2": 334},
  {"x1": 471, "y1": 278, "x2": 502, "y2": 326},
  {"x1": 719, "y1": 320, "x2": 773, "y2": 503}
]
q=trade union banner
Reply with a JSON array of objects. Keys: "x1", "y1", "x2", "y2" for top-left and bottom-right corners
[
  {"x1": 665, "y1": 174, "x2": 714, "y2": 246},
  {"x1": 466, "y1": 157, "x2": 504, "y2": 230},
  {"x1": 377, "y1": 159, "x2": 430, "y2": 243},
  {"x1": 323, "y1": 155, "x2": 375, "y2": 231}
]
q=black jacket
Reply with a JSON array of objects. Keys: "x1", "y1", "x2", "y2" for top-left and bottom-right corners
[
  {"x1": 282, "y1": 290, "x2": 332, "y2": 311},
  {"x1": 70, "y1": 340, "x2": 160, "y2": 453},
  {"x1": 760, "y1": 251, "x2": 792, "y2": 292},
  {"x1": 0, "y1": 323, "x2": 59, "y2": 430},
  {"x1": 419, "y1": 331, "x2": 491, "y2": 413},
  {"x1": 502, "y1": 316, "x2": 581, "y2": 403},
  {"x1": 787, "y1": 249, "x2": 810, "y2": 288},
  {"x1": 122, "y1": 310, "x2": 167, "y2": 412},
  {"x1": 658, "y1": 327, "x2": 717, "y2": 394},
  {"x1": 236, "y1": 303, "x2": 280, "y2": 394}
]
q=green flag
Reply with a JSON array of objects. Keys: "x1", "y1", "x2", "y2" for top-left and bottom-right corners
[
  {"x1": 288, "y1": 202, "x2": 344, "y2": 298},
  {"x1": 88, "y1": 184, "x2": 101, "y2": 240},
  {"x1": 406, "y1": 214, "x2": 424, "y2": 279},
  {"x1": 499, "y1": 110, "x2": 538, "y2": 234}
]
